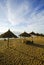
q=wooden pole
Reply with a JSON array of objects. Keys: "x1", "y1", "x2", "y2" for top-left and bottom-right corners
[
  {"x1": 32, "y1": 36, "x2": 33, "y2": 43},
  {"x1": 7, "y1": 38, "x2": 9, "y2": 48}
]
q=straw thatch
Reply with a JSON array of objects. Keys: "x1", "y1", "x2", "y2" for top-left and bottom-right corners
[
  {"x1": 0, "y1": 30, "x2": 17, "y2": 38},
  {"x1": 19, "y1": 32, "x2": 31, "y2": 37},
  {"x1": 29, "y1": 32, "x2": 36, "y2": 35}
]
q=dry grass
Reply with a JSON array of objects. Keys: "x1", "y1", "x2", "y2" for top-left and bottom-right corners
[{"x1": 0, "y1": 36, "x2": 44, "y2": 65}]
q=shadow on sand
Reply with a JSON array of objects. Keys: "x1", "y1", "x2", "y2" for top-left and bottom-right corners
[{"x1": 26, "y1": 41, "x2": 44, "y2": 48}]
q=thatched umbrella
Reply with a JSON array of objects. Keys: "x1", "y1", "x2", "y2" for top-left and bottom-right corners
[
  {"x1": 1, "y1": 30, "x2": 17, "y2": 38},
  {"x1": 19, "y1": 32, "x2": 31, "y2": 43},
  {"x1": 29, "y1": 32, "x2": 36, "y2": 43},
  {"x1": 36, "y1": 33, "x2": 40, "y2": 36},
  {"x1": 0, "y1": 29, "x2": 17, "y2": 48},
  {"x1": 29, "y1": 32, "x2": 36, "y2": 36},
  {"x1": 19, "y1": 32, "x2": 31, "y2": 37}
]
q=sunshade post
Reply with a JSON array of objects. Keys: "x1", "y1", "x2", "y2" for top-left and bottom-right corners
[
  {"x1": 32, "y1": 36, "x2": 33, "y2": 43},
  {"x1": 7, "y1": 37, "x2": 9, "y2": 48}
]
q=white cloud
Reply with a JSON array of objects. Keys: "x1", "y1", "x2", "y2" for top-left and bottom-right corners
[
  {"x1": 0, "y1": 0, "x2": 44, "y2": 33},
  {"x1": 6, "y1": 0, "x2": 32, "y2": 25},
  {"x1": 6, "y1": 0, "x2": 44, "y2": 33},
  {"x1": 24, "y1": 10, "x2": 44, "y2": 33}
]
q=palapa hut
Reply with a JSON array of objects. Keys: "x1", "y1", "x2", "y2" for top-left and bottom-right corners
[
  {"x1": 19, "y1": 32, "x2": 31, "y2": 38},
  {"x1": 29, "y1": 32, "x2": 36, "y2": 36},
  {"x1": 29, "y1": 32, "x2": 36, "y2": 43},
  {"x1": 0, "y1": 29, "x2": 17, "y2": 48},
  {"x1": 0, "y1": 29, "x2": 17, "y2": 38},
  {"x1": 35, "y1": 33, "x2": 41, "y2": 36},
  {"x1": 19, "y1": 32, "x2": 31, "y2": 43}
]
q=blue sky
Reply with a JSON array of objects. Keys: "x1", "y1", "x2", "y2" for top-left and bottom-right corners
[{"x1": 0, "y1": 0, "x2": 44, "y2": 33}]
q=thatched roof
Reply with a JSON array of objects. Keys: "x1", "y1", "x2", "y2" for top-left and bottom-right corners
[
  {"x1": 29, "y1": 32, "x2": 44, "y2": 37},
  {"x1": 0, "y1": 30, "x2": 17, "y2": 38},
  {"x1": 19, "y1": 32, "x2": 31, "y2": 37},
  {"x1": 29, "y1": 32, "x2": 36, "y2": 35},
  {"x1": 35, "y1": 33, "x2": 43, "y2": 36}
]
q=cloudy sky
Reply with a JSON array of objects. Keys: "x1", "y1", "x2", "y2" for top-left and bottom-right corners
[{"x1": 0, "y1": 0, "x2": 44, "y2": 33}]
